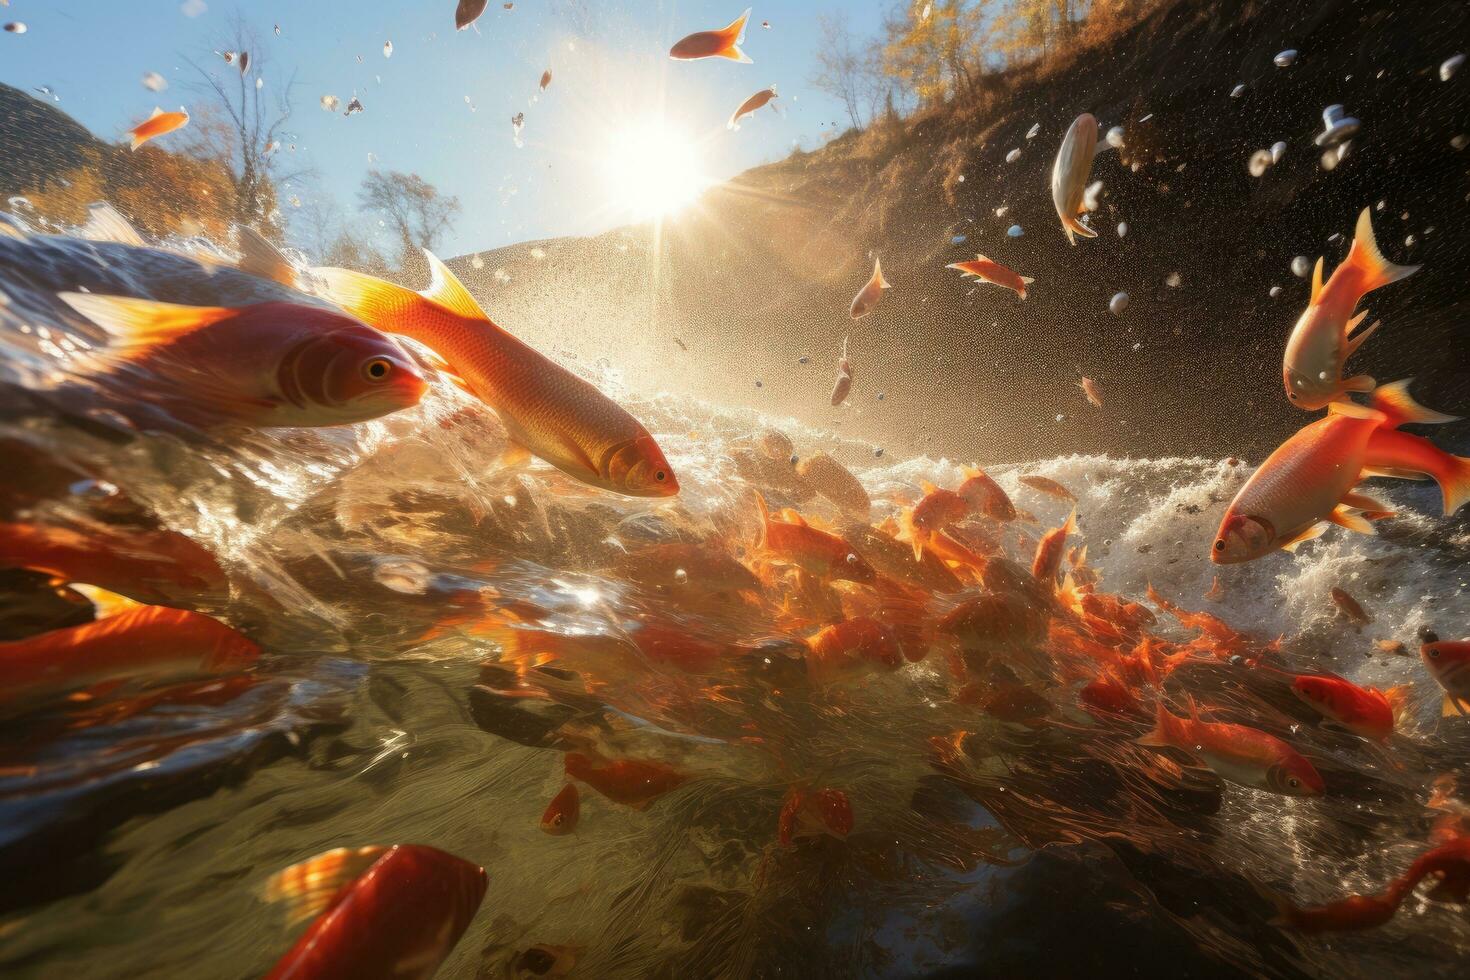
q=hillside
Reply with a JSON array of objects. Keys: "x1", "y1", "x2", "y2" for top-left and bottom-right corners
[{"x1": 444, "y1": 0, "x2": 1470, "y2": 465}]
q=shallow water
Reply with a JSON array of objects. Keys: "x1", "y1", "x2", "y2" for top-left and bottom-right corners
[{"x1": 0, "y1": 221, "x2": 1468, "y2": 978}]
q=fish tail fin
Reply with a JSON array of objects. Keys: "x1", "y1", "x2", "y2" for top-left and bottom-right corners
[
  {"x1": 1369, "y1": 379, "x2": 1461, "y2": 429},
  {"x1": 717, "y1": 7, "x2": 753, "y2": 62},
  {"x1": 1345, "y1": 207, "x2": 1420, "y2": 294},
  {"x1": 1062, "y1": 215, "x2": 1097, "y2": 243},
  {"x1": 1437, "y1": 452, "x2": 1470, "y2": 516},
  {"x1": 312, "y1": 265, "x2": 425, "y2": 329},
  {"x1": 1443, "y1": 693, "x2": 1469, "y2": 718},
  {"x1": 1381, "y1": 684, "x2": 1413, "y2": 729},
  {"x1": 1137, "y1": 700, "x2": 1180, "y2": 748},
  {"x1": 263, "y1": 846, "x2": 387, "y2": 927}
]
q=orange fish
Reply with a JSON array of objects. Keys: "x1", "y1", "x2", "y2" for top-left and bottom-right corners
[
  {"x1": 1283, "y1": 209, "x2": 1418, "y2": 410},
  {"x1": 1077, "y1": 376, "x2": 1103, "y2": 408},
  {"x1": 956, "y1": 466, "x2": 1015, "y2": 521},
  {"x1": 1079, "y1": 671, "x2": 1143, "y2": 718},
  {"x1": 902, "y1": 483, "x2": 971, "y2": 560},
  {"x1": 456, "y1": 0, "x2": 489, "y2": 31},
  {"x1": 1291, "y1": 673, "x2": 1402, "y2": 740},
  {"x1": 263, "y1": 844, "x2": 486, "y2": 980},
  {"x1": 754, "y1": 493, "x2": 875, "y2": 583},
  {"x1": 540, "y1": 783, "x2": 579, "y2": 835},
  {"x1": 1138, "y1": 696, "x2": 1325, "y2": 796},
  {"x1": 564, "y1": 752, "x2": 687, "y2": 809},
  {"x1": 315, "y1": 253, "x2": 677, "y2": 496},
  {"x1": 1363, "y1": 425, "x2": 1470, "y2": 516},
  {"x1": 1018, "y1": 474, "x2": 1075, "y2": 502},
  {"x1": 1330, "y1": 586, "x2": 1372, "y2": 626},
  {"x1": 669, "y1": 7, "x2": 751, "y2": 62},
  {"x1": 946, "y1": 255, "x2": 1034, "y2": 299},
  {"x1": 830, "y1": 336, "x2": 854, "y2": 405},
  {"x1": 59, "y1": 294, "x2": 425, "y2": 428},
  {"x1": 849, "y1": 257, "x2": 891, "y2": 319},
  {"x1": 778, "y1": 787, "x2": 853, "y2": 845},
  {"x1": 795, "y1": 451, "x2": 870, "y2": 519},
  {"x1": 0, "y1": 605, "x2": 258, "y2": 709},
  {"x1": 804, "y1": 616, "x2": 902, "y2": 684},
  {"x1": 127, "y1": 106, "x2": 189, "y2": 150},
  {"x1": 728, "y1": 85, "x2": 777, "y2": 130},
  {"x1": 0, "y1": 521, "x2": 226, "y2": 603},
  {"x1": 539, "y1": 68, "x2": 552, "y2": 92},
  {"x1": 1030, "y1": 509, "x2": 1076, "y2": 586},
  {"x1": 1420, "y1": 629, "x2": 1470, "y2": 716}
]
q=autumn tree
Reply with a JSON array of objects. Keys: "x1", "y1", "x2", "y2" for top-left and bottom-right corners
[
  {"x1": 357, "y1": 170, "x2": 460, "y2": 281},
  {"x1": 883, "y1": 0, "x2": 988, "y2": 106},
  {"x1": 185, "y1": 13, "x2": 306, "y2": 239}
]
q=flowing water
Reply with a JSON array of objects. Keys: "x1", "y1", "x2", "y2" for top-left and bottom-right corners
[{"x1": 1, "y1": 216, "x2": 1469, "y2": 978}]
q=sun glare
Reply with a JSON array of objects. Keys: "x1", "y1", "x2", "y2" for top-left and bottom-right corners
[{"x1": 600, "y1": 119, "x2": 709, "y2": 221}]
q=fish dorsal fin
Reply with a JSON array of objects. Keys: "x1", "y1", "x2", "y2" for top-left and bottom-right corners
[
  {"x1": 1326, "y1": 399, "x2": 1386, "y2": 423},
  {"x1": 420, "y1": 249, "x2": 487, "y2": 319},
  {"x1": 235, "y1": 226, "x2": 297, "y2": 288},
  {"x1": 80, "y1": 202, "x2": 146, "y2": 247},
  {"x1": 149, "y1": 106, "x2": 166, "y2": 120},
  {"x1": 263, "y1": 845, "x2": 387, "y2": 927},
  {"x1": 973, "y1": 254, "x2": 989, "y2": 264},
  {"x1": 874, "y1": 257, "x2": 891, "y2": 289},
  {"x1": 1310, "y1": 257, "x2": 1324, "y2": 304},
  {"x1": 58, "y1": 293, "x2": 236, "y2": 348},
  {"x1": 1280, "y1": 523, "x2": 1328, "y2": 552},
  {"x1": 1019, "y1": 276, "x2": 1035, "y2": 284},
  {"x1": 920, "y1": 480, "x2": 938, "y2": 494}
]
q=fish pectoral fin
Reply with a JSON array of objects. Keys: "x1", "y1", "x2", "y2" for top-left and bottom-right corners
[
  {"x1": 1443, "y1": 694, "x2": 1469, "y2": 718},
  {"x1": 419, "y1": 250, "x2": 488, "y2": 319},
  {"x1": 58, "y1": 293, "x2": 235, "y2": 348},
  {"x1": 263, "y1": 846, "x2": 388, "y2": 927},
  {"x1": 1328, "y1": 505, "x2": 1376, "y2": 534},
  {"x1": 1280, "y1": 523, "x2": 1328, "y2": 552},
  {"x1": 1310, "y1": 257, "x2": 1324, "y2": 304},
  {"x1": 1340, "y1": 491, "x2": 1392, "y2": 515},
  {"x1": 1341, "y1": 374, "x2": 1377, "y2": 393},
  {"x1": 1020, "y1": 276, "x2": 1036, "y2": 284},
  {"x1": 1344, "y1": 318, "x2": 1380, "y2": 360},
  {"x1": 235, "y1": 226, "x2": 297, "y2": 288}
]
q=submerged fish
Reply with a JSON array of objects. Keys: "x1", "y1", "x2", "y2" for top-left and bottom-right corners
[
  {"x1": 0, "y1": 521, "x2": 226, "y2": 602},
  {"x1": 804, "y1": 616, "x2": 902, "y2": 684},
  {"x1": 127, "y1": 106, "x2": 189, "y2": 151},
  {"x1": 669, "y1": 7, "x2": 751, "y2": 63},
  {"x1": 1052, "y1": 113, "x2": 1099, "y2": 244},
  {"x1": 1031, "y1": 509, "x2": 1076, "y2": 586},
  {"x1": 795, "y1": 451, "x2": 870, "y2": 520},
  {"x1": 564, "y1": 752, "x2": 688, "y2": 809},
  {"x1": 1018, "y1": 475, "x2": 1076, "y2": 502},
  {"x1": 315, "y1": 253, "x2": 678, "y2": 496},
  {"x1": 1138, "y1": 696, "x2": 1325, "y2": 796},
  {"x1": 1283, "y1": 209, "x2": 1419, "y2": 410},
  {"x1": 59, "y1": 294, "x2": 426, "y2": 428},
  {"x1": 1420, "y1": 629, "x2": 1470, "y2": 716},
  {"x1": 1330, "y1": 586, "x2": 1372, "y2": 626},
  {"x1": 263, "y1": 844, "x2": 487, "y2": 980},
  {"x1": 728, "y1": 85, "x2": 777, "y2": 130},
  {"x1": 0, "y1": 605, "x2": 258, "y2": 709},
  {"x1": 1291, "y1": 673, "x2": 1401, "y2": 740},
  {"x1": 946, "y1": 255, "x2": 1034, "y2": 299},
  {"x1": 754, "y1": 492, "x2": 875, "y2": 583},
  {"x1": 778, "y1": 787, "x2": 853, "y2": 845},
  {"x1": 849, "y1": 256, "x2": 891, "y2": 319},
  {"x1": 902, "y1": 483, "x2": 970, "y2": 561},
  {"x1": 540, "y1": 783, "x2": 579, "y2": 834},
  {"x1": 956, "y1": 466, "x2": 1016, "y2": 521}
]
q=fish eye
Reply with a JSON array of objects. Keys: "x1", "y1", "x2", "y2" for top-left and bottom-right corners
[
  {"x1": 1430, "y1": 648, "x2": 1440, "y2": 658},
  {"x1": 1213, "y1": 540, "x2": 1225, "y2": 551},
  {"x1": 363, "y1": 357, "x2": 391, "y2": 381},
  {"x1": 655, "y1": 470, "x2": 666, "y2": 482},
  {"x1": 1288, "y1": 777, "x2": 1300, "y2": 788},
  {"x1": 550, "y1": 813, "x2": 562, "y2": 826}
]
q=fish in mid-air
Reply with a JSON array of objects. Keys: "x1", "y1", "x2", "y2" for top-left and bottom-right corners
[
  {"x1": 1051, "y1": 113, "x2": 1098, "y2": 244},
  {"x1": 314, "y1": 252, "x2": 679, "y2": 497},
  {"x1": 1282, "y1": 208, "x2": 1419, "y2": 410},
  {"x1": 728, "y1": 85, "x2": 777, "y2": 130},
  {"x1": 830, "y1": 336, "x2": 854, "y2": 405},
  {"x1": 263, "y1": 844, "x2": 487, "y2": 980},
  {"x1": 669, "y1": 7, "x2": 752, "y2": 63},
  {"x1": 455, "y1": 0, "x2": 489, "y2": 31},
  {"x1": 59, "y1": 294, "x2": 426, "y2": 428},
  {"x1": 946, "y1": 255, "x2": 1034, "y2": 299},
  {"x1": 850, "y1": 257, "x2": 891, "y2": 319},
  {"x1": 127, "y1": 106, "x2": 189, "y2": 150},
  {"x1": 539, "y1": 68, "x2": 552, "y2": 92}
]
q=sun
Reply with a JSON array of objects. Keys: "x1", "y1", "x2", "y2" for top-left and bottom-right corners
[{"x1": 599, "y1": 118, "x2": 710, "y2": 221}]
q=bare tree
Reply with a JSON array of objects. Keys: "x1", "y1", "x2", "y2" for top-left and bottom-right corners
[
  {"x1": 357, "y1": 169, "x2": 461, "y2": 279},
  {"x1": 810, "y1": 13, "x2": 883, "y2": 130},
  {"x1": 185, "y1": 13, "x2": 308, "y2": 239}
]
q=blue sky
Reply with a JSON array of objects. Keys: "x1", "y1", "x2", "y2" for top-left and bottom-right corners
[{"x1": 0, "y1": 1, "x2": 888, "y2": 256}]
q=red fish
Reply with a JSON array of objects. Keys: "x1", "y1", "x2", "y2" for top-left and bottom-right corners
[
  {"x1": 1138, "y1": 696, "x2": 1325, "y2": 796},
  {"x1": 0, "y1": 605, "x2": 258, "y2": 708},
  {"x1": 946, "y1": 255, "x2": 1034, "y2": 299},
  {"x1": 804, "y1": 616, "x2": 902, "y2": 684},
  {"x1": 564, "y1": 752, "x2": 687, "y2": 809},
  {"x1": 1290, "y1": 673, "x2": 1402, "y2": 740},
  {"x1": 754, "y1": 493, "x2": 875, "y2": 583},
  {"x1": 669, "y1": 7, "x2": 751, "y2": 62},
  {"x1": 263, "y1": 844, "x2": 486, "y2": 980},
  {"x1": 1030, "y1": 509, "x2": 1076, "y2": 587},
  {"x1": 0, "y1": 521, "x2": 226, "y2": 602},
  {"x1": 902, "y1": 483, "x2": 971, "y2": 560},
  {"x1": 728, "y1": 85, "x2": 778, "y2": 130},
  {"x1": 1420, "y1": 629, "x2": 1470, "y2": 716},
  {"x1": 1276, "y1": 893, "x2": 1401, "y2": 934},
  {"x1": 778, "y1": 787, "x2": 853, "y2": 845},
  {"x1": 59, "y1": 294, "x2": 425, "y2": 428},
  {"x1": 540, "y1": 783, "x2": 579, "y2": 835}
]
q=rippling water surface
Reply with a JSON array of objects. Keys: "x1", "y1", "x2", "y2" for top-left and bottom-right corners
[{"x1": 1, "y1": 220, "x2": 1469, "y2": 979}]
